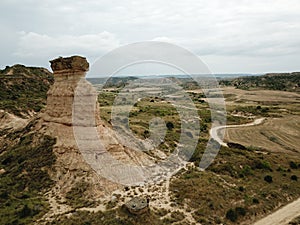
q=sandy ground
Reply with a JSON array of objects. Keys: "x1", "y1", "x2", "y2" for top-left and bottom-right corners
[{"x1": 253, "y1": 197, "x2": 300, "y2": 225}]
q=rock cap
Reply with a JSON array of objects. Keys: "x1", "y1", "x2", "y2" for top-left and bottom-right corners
[{"x1": 50, "y1": 56, "x2": 89, "y2": 72}]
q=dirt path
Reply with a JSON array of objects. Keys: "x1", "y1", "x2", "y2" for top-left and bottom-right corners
[
  {"x1": 253, "y1": 197, "x2": 300, "y2": 225},
  {"x1": 209, "y1": 118, "x2": 265, "y2": 147}
]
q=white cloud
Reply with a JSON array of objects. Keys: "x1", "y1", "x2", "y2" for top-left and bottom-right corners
[
  {"x1": 1, "y1": 0, "x2": 300, "y2": 72},
  {"x1": 14, "y1": 31, "x2": 120, "y2": 59}
]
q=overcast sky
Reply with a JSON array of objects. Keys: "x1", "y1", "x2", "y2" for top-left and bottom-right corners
[{"x1": 1, "y1": 0, "x2": 300, "y2": 74}]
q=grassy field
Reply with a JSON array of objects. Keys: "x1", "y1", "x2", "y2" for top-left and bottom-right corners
[{"x1": 225, "y1": 116, "x2": 300, "y2": 153}]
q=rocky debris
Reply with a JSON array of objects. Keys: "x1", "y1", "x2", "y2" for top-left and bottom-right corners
[{"x1": 124, "y1": 197, "x2": 149, "y2": 215}]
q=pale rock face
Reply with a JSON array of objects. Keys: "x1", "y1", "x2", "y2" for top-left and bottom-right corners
[{"x1": 44, "y1": 56, "x2": 100, "y2": 126}]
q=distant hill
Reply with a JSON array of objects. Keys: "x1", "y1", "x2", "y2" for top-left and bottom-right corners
[
  {"x1": 0, "y1": 65, "x2": 54, "y2": 117},
  {"x1": 88, "y1": 76, "x2": 138, "y2": 88},
  {"x1": 220, "y1": 72, "x2": 300, "y2": 92}
]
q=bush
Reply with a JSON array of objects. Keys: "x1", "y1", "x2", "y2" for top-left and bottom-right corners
[
  {"x1": 240, "y1": 165, "x2": 253, "y2": 177},
  {"x1": 66, "y1": 182, "x2": 93, "y2": 208},
  {"x1": 291, "y1": 175, "x2": 298, "y2": 181},
  {"x1": 166, "y1": 121, "x2": 174, "y2": 130},
  {"x1": 226, "y1": 206, "x2": 247, "y2": 222},
  {"x1": 252, "y1": 160, "x2": 272, "y2": 171},
  {"x1": 236, "y1": 207, "x2": 246, "y2": 216},
  {"x1": 18, "y1": 204, "x2": 37, "y2": 218},
  {"x1": 290, "y1": 161, "x2": 298, "y2": 169},
  {"x1": 226, "y1": 209, "x2": 238, "y2": 222},
  {"x1": 238, "y1": 186, "x2": 245, "y2": 192},
  {"x1": 252, "y1": 198, "x2": 260, "y2": 204},
  {"x1": 264, "y1": 175, "x2": 273, "y2": 183}
]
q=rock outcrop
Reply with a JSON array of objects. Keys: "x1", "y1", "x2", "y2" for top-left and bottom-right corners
[
  {"x1": 41, "y1": 56, "x2": 153, "y2": 205},
  {"x1": 124, "y1": 197, "x2": 149, "y2": 215},
  {"x1": 43, "y1": 56, "x2": 99, "y2": 126},
  {"x1": 42, "y1": 56, "x2": 118, "y2": 201}
]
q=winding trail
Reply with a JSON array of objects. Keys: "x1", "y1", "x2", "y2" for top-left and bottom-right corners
[{"x1": 209, "y1": 118, "x2": 265, "y2": 147}]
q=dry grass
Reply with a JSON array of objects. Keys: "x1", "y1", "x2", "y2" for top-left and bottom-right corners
[
  {"x1": 225, "y1": 116, "x2": 300, "y2": 154},
  {"x1": 221, "y1": 87, "x2": 300, "y2": 105}
]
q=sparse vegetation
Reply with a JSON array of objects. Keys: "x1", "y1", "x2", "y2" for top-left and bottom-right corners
[
  {"x1": 66, "y1": 182, "x2": 94, "y2": 208},
  {"x1": 220, "y1": 72, "x2": 300, "y2": 92},
  {"x1": 0, "y1": 120, "x2": 56, "y2": 224},
  {"x1": 226, "y1": 208, "x2": 238, "y2": 222},
  {"x1": 0, "y1": 65, "x2": 54, "y2": 117},
  {"x1": 291, "y1": 175, "x2": 298, "y2": 181},
  {"x1": 48, "y1": 206, "x2": 164, "y2": 225},
  {"x1": 289, "y1": 215, "x2": 300, "y2": 225},
  {"x1": 264, "y1": 175, "x2": 273, "y2": 183}
]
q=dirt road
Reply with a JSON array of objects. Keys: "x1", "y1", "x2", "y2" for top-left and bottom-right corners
[
  {"x1": 209, "y1": 118, "x2": 265, "y2": 147},
  {"x1": 253, "y1": 197, "x2": 300, "y2": 225}
]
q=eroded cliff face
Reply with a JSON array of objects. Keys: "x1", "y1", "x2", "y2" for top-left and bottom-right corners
[
  {"x1": 43, "y1": 56, "x2": 98, "y2": 126},
  {"x1": 40, "y1": 56, "x2": 153, "y2": 214},
  {"x1": 40, "y1": 56, "x2": 118, "y2": 207}
]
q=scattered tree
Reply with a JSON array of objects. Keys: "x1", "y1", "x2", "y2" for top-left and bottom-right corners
[
  {"x1": 226, "y1": 209, "x2": 238, "y2": 222},
  {"x1": 166, "y1": 121, "x2": 174, "y2": 130},
  {"x1": 264, "y1": 175, "x2": 273, "y2": 183},
  {"x1": 291, "y1": 175, "x2": 298, "y2": 181}
]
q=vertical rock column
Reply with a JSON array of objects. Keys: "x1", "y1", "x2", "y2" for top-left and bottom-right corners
[
  {"x1": 43, "y1": 55, "x2": 98, "y2": 126},
  {"x1": 42, "y1": 56, "x2": 118, "y2": 197}
]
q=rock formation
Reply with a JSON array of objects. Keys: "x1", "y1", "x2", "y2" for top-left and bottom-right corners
[
  {"x1": 124, "y1": 197, "x2": 149, "y2": 215},
  {"x1": 41, "y1": 56, "x2": 153, "y2": 205},
  {"x1": 43, "y1": 56, "x2": 99, "y2": 126},
  {"x1": 42, "y1": 56, "x2": 119, "y2": 201}
]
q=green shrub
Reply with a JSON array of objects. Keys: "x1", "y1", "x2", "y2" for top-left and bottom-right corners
[
  {"x1": 290, "y1": 161, "x2": 298, "y2": 169},
  {"x1": 226, "y1": 209, "x2": 238, "y2": 222},
  {"x1": 291, "y1": 175, "x2": 298, "y2": 181},
  {"x1": 66, "y1": 182, "x2": 93, "y2": 208},
  {"x1": 238, "y1": 186, "x2": 245, "y2": 192},
  {"x1": 166, "y1": 121, "x2": 174, "y2": 130},
  {"x1": 235, "y1": 207, "x2": 246, "y2": 216},
  {"x1": 252, "y1": 160, "x2": 272, "y2": 171},
  {"x1": 226, "y1": 207, "x2": 246, "y2": 222},
  {"x1": 264, "y1": 175, "x2": 273, "y2": 183}
]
